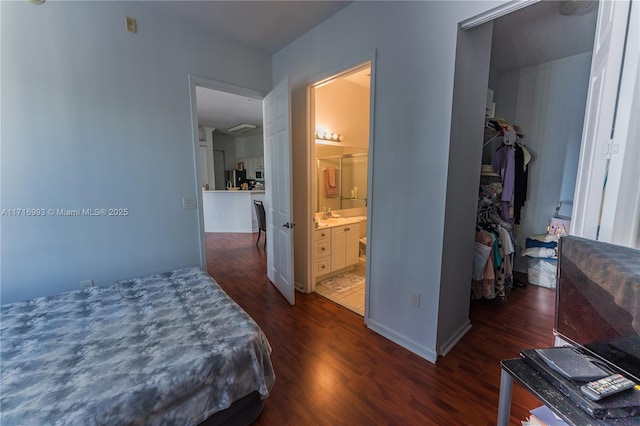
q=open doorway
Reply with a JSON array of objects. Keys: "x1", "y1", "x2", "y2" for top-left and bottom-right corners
[
  {"x1": 446, "y1": 0, "x2": 602, "y2": 308},
  {"x1": 485, "y1": 1, "x2": 598, "y2": 282},
  {"x1": 309, "y1": 63, "x2": 371, "y2": 316},
  {"x1": 188, "y1": 76, "x2": 267, "y2": 272},
  {"x1": 192, "y1": 82, "x2": 266, "y2": 235}
]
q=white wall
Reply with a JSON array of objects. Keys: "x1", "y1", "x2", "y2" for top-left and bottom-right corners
[
  {"x1": 213, "y1": 133, "x2": 264, "y2": 172},
  {"x1": 493, "y1": 52, "x2": 592, "y2": 270},
  {"x1": 315, "y1": 79, "x2": 370, "y2": 149},
  {"x1": 213, "y1": 133, "x2": 239, "y2": 171},
  {"x1": 273, "y1": 0, "x2": 506, "y2": 362},
  {"x1": 440, "y1": 21, "x2": 493, "y2": 355},
  {"x1": 1, "y1": 1, "x2": 271, "y2": 303},
  {"x1": 236, "y1": 133, "x2": 264, "y2": 158}
]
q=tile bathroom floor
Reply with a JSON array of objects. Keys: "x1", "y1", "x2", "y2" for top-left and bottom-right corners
[{"x1": 314, "y1": 259, "x2": 366, "y2": 316}]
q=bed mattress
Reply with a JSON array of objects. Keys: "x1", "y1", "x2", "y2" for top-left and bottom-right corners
[{"x1": 0, "y1": 267, "x2": 275, "y2": 425}]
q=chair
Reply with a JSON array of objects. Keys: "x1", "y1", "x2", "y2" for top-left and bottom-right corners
[{"x1": 253, "y1": 200, "x2": 266, "y2": 248}]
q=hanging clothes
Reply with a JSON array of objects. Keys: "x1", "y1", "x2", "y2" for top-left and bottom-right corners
[
  {"x1": 492, "y1": 145, "x2": 515, "y2": 221},
  {"x1": 472, "y1": 229, "x2": 496, "y2": 300},
  {"x1": 514, "y1": 143, "x2": 529, "y2": 224}
]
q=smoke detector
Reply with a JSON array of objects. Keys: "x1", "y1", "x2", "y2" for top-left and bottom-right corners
[{"x1": 227, "y1": 124, "x2": 257, "y2": 134}]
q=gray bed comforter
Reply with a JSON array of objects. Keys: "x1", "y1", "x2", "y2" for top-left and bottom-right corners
[{"x1": 0, "y1": 267, "x2": 275, "y2": 425}]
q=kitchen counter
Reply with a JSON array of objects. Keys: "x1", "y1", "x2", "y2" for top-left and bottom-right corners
[{"x1": 202, "y1": 190, "x2": 265, "y2": 232}]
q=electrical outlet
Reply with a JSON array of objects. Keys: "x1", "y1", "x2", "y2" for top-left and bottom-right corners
[
  {"x1": 81, "y1": 280, "x2": 94, "y2": 289},
  {"x1": 125, "y1": 16, "x2": 137, "y2": 33},
  {"x1": 410, "y1": 292, "x2": 420, "y2": 308}
]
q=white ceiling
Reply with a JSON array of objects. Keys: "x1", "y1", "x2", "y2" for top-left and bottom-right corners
[
  {"x1": 196, "y1": 87, "x2": 263, "y2": 136},
  {"x1": 178, "y1": 1, "x2": 351, "y2": 136},
  {"x1": 182, "y1": 1, "x2": 597, "y2": 135},
  {"x1": 491, "y1": 1, "x2": 598, "y2": 73},
  {"x1": 153, "y1": 1, "x2": 352, "y2": 55},
  {"x1": 196, "y1": 65, "x2": 371, "y2": 136}
]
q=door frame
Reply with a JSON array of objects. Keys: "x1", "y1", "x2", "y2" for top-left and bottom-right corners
[
  {"x1": 460, "y1": 0, "x2": 635, "y2": 245},
  {"x1": 187, "y1": 74, "x2": 265, "y2": 270},
  {"x1": 305, "y1": 53, "x2": 377, "y2": 322}
]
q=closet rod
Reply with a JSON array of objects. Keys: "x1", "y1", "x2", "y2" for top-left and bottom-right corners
[{"x1": 483, "y1": 133, "x2": 501, "y2": 148}]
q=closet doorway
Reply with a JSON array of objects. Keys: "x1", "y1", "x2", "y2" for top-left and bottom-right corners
[
  {"x1": 446, "y1": 1, "x2": 602, "y2": 307},
  {"x1": 485, "y1": 2, "x2": 598, "y2": 279},
  {"x1": 309, "y1": 62, "x2": 372, "y2": 317}
]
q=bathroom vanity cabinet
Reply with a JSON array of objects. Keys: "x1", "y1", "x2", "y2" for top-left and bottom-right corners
[
  {"x1": 314, "y1": 221, "x2": 360, "y2": 282},
  {"x1": 331, "y1": 225, "x2": 360, "y2": 270},
  {"x1": 314, "y1": 229, "x2": 331, "y2": 277}
]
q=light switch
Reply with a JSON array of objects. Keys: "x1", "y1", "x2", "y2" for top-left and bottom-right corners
[{"x1": 183, "y1": 197, "x2": 197, "y2": 210}]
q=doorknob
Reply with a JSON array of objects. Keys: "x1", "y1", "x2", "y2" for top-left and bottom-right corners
[{"x1": 282, "y1": 222, "x2": 295, "y2": 228}]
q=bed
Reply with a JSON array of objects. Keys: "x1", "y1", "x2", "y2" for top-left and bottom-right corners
[{"x1": 0, "y1": 267, "x2": 275, "y2": 425}]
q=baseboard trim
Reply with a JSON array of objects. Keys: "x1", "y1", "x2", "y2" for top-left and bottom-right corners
[
  {"x1": 438, "y1": 320, "x2": 472, "y2": 356},
  {"x1": 367, "y1": 319, "x2": 438, "y2": 364}
]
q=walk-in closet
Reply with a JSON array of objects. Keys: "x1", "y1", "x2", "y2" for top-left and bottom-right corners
[{"x1": 472, "y1": 1, "x2": 598, "y2": 299}]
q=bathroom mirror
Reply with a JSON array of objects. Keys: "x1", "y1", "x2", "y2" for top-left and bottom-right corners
[{"x1": 316, "y1": 144, "x2": 368, "y2": 213}]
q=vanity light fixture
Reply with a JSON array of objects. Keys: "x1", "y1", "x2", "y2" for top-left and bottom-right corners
[{"x1": 315, "y1": 130, "x2": 343, "y2": 142}]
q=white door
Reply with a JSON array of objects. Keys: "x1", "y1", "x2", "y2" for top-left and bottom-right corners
[
  {"x1": 571, "y1": 1, "x2": 631, "y2": 240},
  {"x1": 263, "y1": 77, "x2": 295, "y2": 304},
  {"x1": 598, "y1": 2, "x2": 640, "y2": 246}
]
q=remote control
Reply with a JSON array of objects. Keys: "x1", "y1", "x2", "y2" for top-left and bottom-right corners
[{"x1": 580, "y1": 374, "x2": 636, "y2": 401}]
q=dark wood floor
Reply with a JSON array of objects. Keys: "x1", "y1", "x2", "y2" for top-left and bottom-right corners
[{"x1": 206, "y1": 233, "x2": 556, "y2": 425}]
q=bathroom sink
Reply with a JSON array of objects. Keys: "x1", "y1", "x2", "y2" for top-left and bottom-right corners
[{"x1": 317, "y1": 217, "x2": 361, "y2": 228}]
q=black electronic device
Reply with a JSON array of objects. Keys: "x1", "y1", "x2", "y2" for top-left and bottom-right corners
[
  {"x1": 581, "y1": 374, "x2": 637, "y2": 401},
  {"x1": 535, "y1": 346, "x2": 610, "y2": 382},
  {"x1": 521, "y1": 348, "x2": 640, "y2": 419}
]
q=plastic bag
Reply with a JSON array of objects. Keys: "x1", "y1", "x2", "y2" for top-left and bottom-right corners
[{"x1": 547, "y1": 201, "x2": 572, "y2": 236}]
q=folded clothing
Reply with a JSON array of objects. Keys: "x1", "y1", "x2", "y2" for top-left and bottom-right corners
[
  {"x1": 526, "y1": 236, "x2": 557, "y2": 248},
  {"x1": 522, "y1": 246, "x2": 557, "y2": 259}
]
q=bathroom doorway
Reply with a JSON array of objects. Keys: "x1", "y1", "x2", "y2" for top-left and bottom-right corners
[{"x1": 310, "y1": 62, "x2": 371, "y2": 316}]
